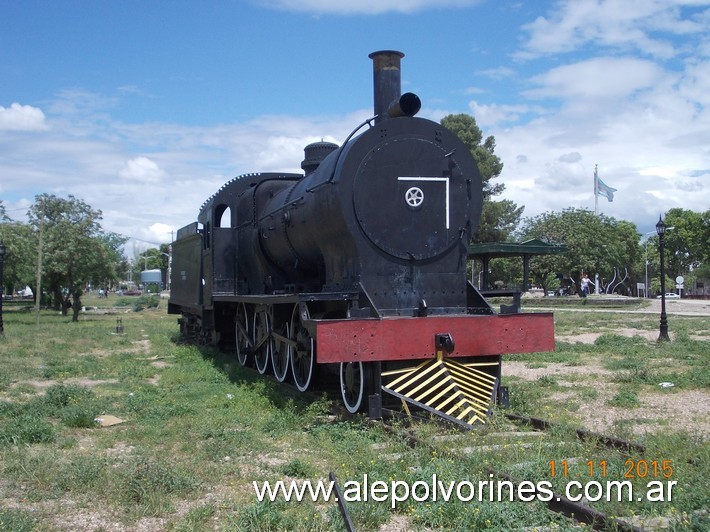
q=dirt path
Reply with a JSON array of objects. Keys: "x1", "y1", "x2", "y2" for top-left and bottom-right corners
[
  {"x1": 526, "y1": 297, "x2": 710, "y2": 317},
  {"x1": 505, "y1": 300, "x2": 709, "y2": 437}
]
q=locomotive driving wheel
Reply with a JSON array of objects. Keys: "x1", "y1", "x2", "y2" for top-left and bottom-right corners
[
  {"x1": 235, "y1": 303, "x2": 251, "y2": 367},
  {"x1": 289, "y1": 303, "x2": 315, "y2": 392},
  {"x1": 340, "y1": 361, "x2": 365, "y2": 414},
  {"x1": 253, "y1": 309, "x2": 272, "y2": 375},
  {"x1": 271, "y1": 321, "x2": 290, "y2": 383}
]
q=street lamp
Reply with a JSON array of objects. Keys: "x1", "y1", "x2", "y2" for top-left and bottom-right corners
[
  {"x1": 0, "y1": 240, "x2": 5, "y2": 335},
  {"x1": 656, "y1": 216, "x2": 670, "y2": 341},
  {"x1": 644, "y1": 226, "x2": 674, "y2": 299}
]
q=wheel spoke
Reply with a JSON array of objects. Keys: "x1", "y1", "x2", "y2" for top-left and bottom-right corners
[
  {"x1": 340, "y1": 361, "x2": 365, "y2": 413},
  {"x1": 236, "y1": 303, "x2": 251, "y2": 367},
  {"x1": 289, "y1": 303, "x2": 315, "y2": 391},
  {"x1": 253, "y1": 309, "x2": 271, "y2": 375},
  {"x1": 271, "y1": 322, "x2": 290, "y2": 382}
]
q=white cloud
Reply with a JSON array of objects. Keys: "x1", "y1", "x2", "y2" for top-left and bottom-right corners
[
  {"x1": 467, "y1": 101, "x2": 537, "y2": 127},
  {"x1": 148, "y1": 222, "x2": 174, "y2": 242},
  {"x1": 0, "y1": 103, "x2": 47, "y2": 131},
  {"x1": 518, "y1": 0, "x2": 708, "y2": 60},
  {"x1": 524, "y1": 57, "x2": 665, "y2": 101},
  {"x1": 477, "y1": 66, "x2": 516, "y2": 80},
  {"x1": 119, "y1": 157, "x2": 166, "y2": 182},
  {"x1": 0, "y1": 97, "x2": 374, "y2": 248},
  {"x1": 3, "y1": 2, "x2": 708, "y2": 248}
]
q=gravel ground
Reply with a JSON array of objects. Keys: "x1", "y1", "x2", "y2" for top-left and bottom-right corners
[{"x1": 506, "y1": 298, "x2": 709, "y2": 437}]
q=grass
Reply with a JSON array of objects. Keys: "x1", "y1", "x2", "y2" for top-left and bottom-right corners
[{"x1": 0, "y1": 296, "x2": 708, "y2": 530}]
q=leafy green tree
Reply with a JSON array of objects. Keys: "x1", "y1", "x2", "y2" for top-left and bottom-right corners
[
  {"x1": 477, "y1": 199, "x2": 525, "y2": 243},
  {"x1": 488, "y1": 257, "x2": 524, "y2": 290},
  {"x1": 441, "y1": 114, "x2": 523, "y2": 242},
  {"x1": 27, "y1": 194, "x2": 125, "y2": 321},
  {"x1": 662, "y1": 208, "x2": 708, "y2": 278},
  {"x1": 99, "y1": 231, "x2": 129, "y2": 290},
  {"x1": 702, "y1": 210, "x2": 710, "y2": 265},
  {"x1": 0, "y1": 222, "x2": 37, "y2": 297},
  {"x1": 518, "y1": 208, "x2": 641, "y2": 294}
]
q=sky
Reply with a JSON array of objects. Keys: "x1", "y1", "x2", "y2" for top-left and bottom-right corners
[{"x1": 1, "y1": 0, "x2": 708, "y2": 257}]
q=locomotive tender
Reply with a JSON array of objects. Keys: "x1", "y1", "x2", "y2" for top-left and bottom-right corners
[{"x1": 169, "y1": 51, "x2": 554, "y2": 423}]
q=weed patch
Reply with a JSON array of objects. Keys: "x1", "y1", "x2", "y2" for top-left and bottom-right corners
[
  {"x1": 0, "y1": 414, "x2": 55, "y2": 445},
  {"x1": 0, "y1": 302, "x2": 708, "y2": 530},
  {"x1": 0, "y1": 508, "x2": 36, "y2": 532},
  {"x1": 608, "y1": 388, "x2": 641, "y2": 408},
  {"x1": 113, "y1": 456, "x2": 200, "y2": 515}
]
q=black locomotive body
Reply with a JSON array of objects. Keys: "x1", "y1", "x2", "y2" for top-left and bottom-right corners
[{"x1": 168, "y1": 51, "x2": 553, "y2": 420}]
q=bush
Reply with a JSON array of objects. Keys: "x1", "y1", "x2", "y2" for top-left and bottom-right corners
[
  {"x1": 609, "y1": 388, "x2": 641, "y2": 408},
  {"x1": 44, "y1": 383, "x2": 101, "y2": 427},
  {"x1": 0, "y1": 415, "x2": 55, "y2": 445},
  {"x1": 45, "y1": 383, "x2": 94, "y2": 409},
  {"x1": 132, "y1": 295, "x2": 160, "y2": 312},
  {"x1": 60, "y1": 404, "x2": 99, "y2": 428},
  {"x1": 115, "y1": 457, "x2": 199, "y2": 505}
]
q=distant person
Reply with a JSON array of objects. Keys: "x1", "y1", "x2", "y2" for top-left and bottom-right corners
[{"x1": 580, "y1": 272, "x2": 593, "y2": 298}]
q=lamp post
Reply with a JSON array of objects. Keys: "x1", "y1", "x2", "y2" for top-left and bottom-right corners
[
  {"x1": 0, "y1": 240, "x2": 5, "y2": 335},
  {"x1": 656, "y1": 216, "x2": 670, "y2": 341}
]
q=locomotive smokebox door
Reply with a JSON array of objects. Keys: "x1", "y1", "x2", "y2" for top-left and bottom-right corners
[{"x1": 353, "y1": 132, "x2": 471, "y2": 261}]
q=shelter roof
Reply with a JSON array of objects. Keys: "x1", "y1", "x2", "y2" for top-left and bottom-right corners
[{"x1": 468, "y1": 239, "x2": 568, "y2": 260}]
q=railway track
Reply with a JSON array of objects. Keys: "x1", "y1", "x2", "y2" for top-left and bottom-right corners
[
  {"x1": 222, "y1": 354, "x2": 688, "y2": 530},
  {"x1": 341, "y1": 408, "x2": 667, "y2": 531}
]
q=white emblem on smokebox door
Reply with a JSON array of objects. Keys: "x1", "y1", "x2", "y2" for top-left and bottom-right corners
[
  {"x1": 405, "y1": 187, "x2": 424, "y2": 207},
  {"x1": 398, "y1": 177, "x2": 450, "y2": 229}
]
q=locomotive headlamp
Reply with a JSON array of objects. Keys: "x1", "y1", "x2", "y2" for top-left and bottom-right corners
[{"x1": 388, "y1": 92, "x2": 421, "y2": 118}]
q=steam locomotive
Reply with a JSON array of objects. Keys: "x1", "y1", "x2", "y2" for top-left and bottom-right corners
[{"x1": 168, "y1": 51, "x2": 553, "y2": 422}]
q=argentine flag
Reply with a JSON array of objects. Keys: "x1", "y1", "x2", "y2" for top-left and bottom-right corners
[{"x1": 595, "y1": 176, "x2": 617, "y2": 202}]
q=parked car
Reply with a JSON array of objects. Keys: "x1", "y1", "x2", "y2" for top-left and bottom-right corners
[{"x1": 657, "y1": 293, "x2": 680, "y2": 299}]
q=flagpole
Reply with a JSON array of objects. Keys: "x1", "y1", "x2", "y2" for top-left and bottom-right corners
[{"x1": 595, "y1": 164, "x2": 599, "y2": 215}]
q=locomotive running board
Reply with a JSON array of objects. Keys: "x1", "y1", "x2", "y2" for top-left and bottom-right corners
[{"x1": 381, "y1": 355, "x2": 498, "y2": 428}]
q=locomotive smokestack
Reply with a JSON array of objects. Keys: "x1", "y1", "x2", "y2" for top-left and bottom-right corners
[{"x1": 369, "y1": 50, "x2": 404, "y2": 124}]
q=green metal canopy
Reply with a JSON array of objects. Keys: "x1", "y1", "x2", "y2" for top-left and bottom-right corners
[
  {"x1": 468, "y1": 239, "x2": 568, "y2": 292},
  {"x1": 468, "y1": 238, "x2": 568, "y2": 259}
]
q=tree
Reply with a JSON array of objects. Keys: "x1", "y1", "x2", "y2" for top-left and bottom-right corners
[
  {"x1": 27, "y1": 194, "x2": 124, "y2": 321},
  {"x1": 99, "y1": 231, "x2": 130, "y2": 289},
  {"x1": 518, "y1": 208, "x2": 641, "y2": 295},
  {"x1": 663, "y1": 208, "x2": 707, "y2": 278},
  {"x1": 702, "y1": 210, "x2": 710, "y2": 265},
  {"x1": 0, "y1": 222, "x2": 37, "y2": 297},
  {"x1": 441, "y1": 114, "x2": 523, "y2": 242},
  {"x1": 0, "y1": 202, "x2": 38, "y2": 297},
  {"x1": 477, "y1": 199, "x2": 525, "y2": 243}
]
